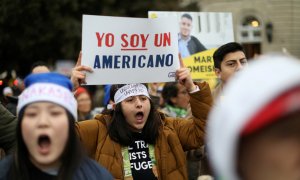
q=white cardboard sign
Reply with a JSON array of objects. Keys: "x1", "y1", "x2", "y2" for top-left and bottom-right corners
[{"x1": 82, "y1": 15, "x2": 179, "y2": 85}]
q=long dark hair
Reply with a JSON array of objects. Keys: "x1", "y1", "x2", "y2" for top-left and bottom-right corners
[
  {"x1": 9, "y1": 107, "x2": 84, "y2": 180},
  {"x1": 107, "y1": 84, "x2": 162, "y2": 146}
]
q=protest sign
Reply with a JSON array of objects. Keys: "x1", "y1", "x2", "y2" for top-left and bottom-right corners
[
  {"x1": 149, "y1": 11, "x2": 234, "y2": 89},
  {"x1": 183, "y1": 48, "x2": 217, "y2": 80},
  {"x1": 82, "y1": 15, "x2": 179, "y2": 85}
]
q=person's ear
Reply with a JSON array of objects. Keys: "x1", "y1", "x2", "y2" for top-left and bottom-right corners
[{"x1": 215, "y1": 68, "x2": 221, "y2": 78}]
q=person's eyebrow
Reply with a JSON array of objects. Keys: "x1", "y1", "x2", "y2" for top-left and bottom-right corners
[
  {"x1": 225, "y1": 59, "x2": 238, "y2": 63},
  {"x1": 225, "y1": 57, "x2": 246, "y2": 62},
  {"x1": 26, "y1": 106, "x2": 39, "y2": 110}
]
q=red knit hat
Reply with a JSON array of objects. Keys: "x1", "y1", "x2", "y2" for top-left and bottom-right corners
[{"x1": 74, "y1": 87, "x2": 89, "y2": 98}]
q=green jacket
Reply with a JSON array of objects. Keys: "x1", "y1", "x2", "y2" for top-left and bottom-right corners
[
  {"x1": 0, "y1": 102, "x2": 17, "y2": 154},
  {"x1": 76, "y1": 82, "x2": 212, "y2": 180}
]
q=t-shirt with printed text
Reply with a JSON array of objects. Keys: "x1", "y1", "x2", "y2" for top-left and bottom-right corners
[{"x1": 127, "y1": 132, "x2": 157, "y2": 180}]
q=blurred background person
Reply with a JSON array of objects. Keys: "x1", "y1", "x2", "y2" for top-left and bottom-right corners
[
  {"x1": 208, "y1": 54, "x2": 300, "y2": 180},
  {"x1": 3, "y1": 87, "x2": 13, "y2": 97},
  {"x1": 0, "y1": 102, "x2": 17, "y2": 159},
  {"x1": 148, "y1": 82, "x2": 164, "y2": 109},
  {"x1": 11, "y1": 77, "x2": 25, "y2": 97},
  {"x1": 162, "y1": 82, "x2": 205, "y2": 180},
  {"x1": 103, "y1": 85, "x2": 112, "y2": 107},
  {"x1": 30, "y1": 61, "x2": 51, "y2": 74},
  {"x1": 75, "y1": 87, "x2": 93, "y2": 121},
  {"x1": 161, "y1": 82, "x2": 190, "y2": 118},
  {"x1": 2, "y1": 87, "x2": 18, "y2": 115}
]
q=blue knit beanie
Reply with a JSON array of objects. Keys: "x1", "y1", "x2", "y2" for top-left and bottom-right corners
[{"x1": 17, "y1": 72, "x2": 77, "y2": 120}]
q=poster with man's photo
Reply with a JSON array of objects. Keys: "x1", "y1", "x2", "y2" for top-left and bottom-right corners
[{"x1": 148, "y1": 11, "x2": 234, "y2": 89}]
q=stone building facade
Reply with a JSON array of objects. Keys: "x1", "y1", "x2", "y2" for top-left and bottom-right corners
[{"x1": 182, "y1": 0, "x2": 300, "y2": 58}]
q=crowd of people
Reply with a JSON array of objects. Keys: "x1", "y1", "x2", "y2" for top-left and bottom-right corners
[{"x1": 1, "y1": 41, "x2": 300, "y2": 180}]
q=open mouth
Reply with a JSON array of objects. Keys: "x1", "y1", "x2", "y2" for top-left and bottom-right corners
[
  {"x1": 135, "y1": 111, "x2": 144, "y2": 121},
  {"x1": 38, "y1": 135, "x2": 51, "y2": 154}
]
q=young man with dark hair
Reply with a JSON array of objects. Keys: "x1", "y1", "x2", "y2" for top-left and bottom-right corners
[
  {"x1": 212, "y1": 42, "x2": 248, "y2": 99},
  {"x1": 179, "y1": 13, "x2": 206, "y2": 58}
]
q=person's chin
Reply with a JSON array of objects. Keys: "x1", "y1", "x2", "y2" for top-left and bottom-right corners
[
  {"x1": 131, "y1": 123, "x2": 145, "y2": 132},
  {"x1": 182, "y1": 33, "x2": 189, "y2": 37}
]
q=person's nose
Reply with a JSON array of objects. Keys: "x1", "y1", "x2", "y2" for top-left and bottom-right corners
[
  {"x1": 37, "y1": 111, "x2": 50, "y2": 128},
  {"x1": 136, "y1": 99, "x2": 143, "y2": 108},
  {"x1": 236, "y1": 62, "x2": 244, "y2": 71}
]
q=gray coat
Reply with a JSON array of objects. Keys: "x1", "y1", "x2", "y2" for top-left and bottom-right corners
[{"x1": 0, "y1": 102, "x2": 17, "y2": 155}]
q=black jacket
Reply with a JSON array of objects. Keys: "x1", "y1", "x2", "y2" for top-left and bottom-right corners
[
  {"x1": 187, "y1": 36, "x2": 207, "y2": 55},
  {"x1": 0, "y1": 155, "x2": 113, "y2": 180}
]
